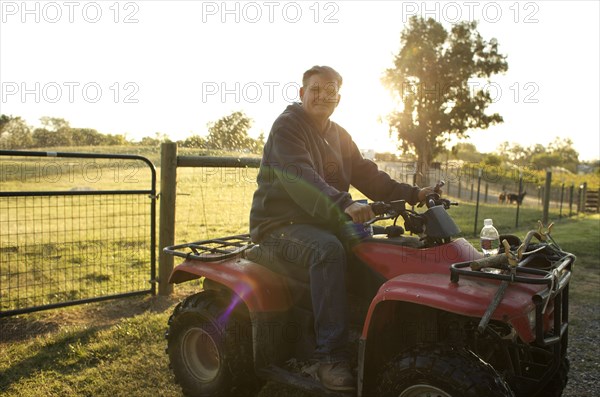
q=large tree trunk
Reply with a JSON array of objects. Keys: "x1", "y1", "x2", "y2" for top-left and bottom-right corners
[{"x1": 415, "y1": 140, "x2": 431, "y2": 187}]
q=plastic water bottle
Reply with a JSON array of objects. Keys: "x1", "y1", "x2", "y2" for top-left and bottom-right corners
[{"x1": 480, "y1": 219, "x2": 500, "y2": 257}]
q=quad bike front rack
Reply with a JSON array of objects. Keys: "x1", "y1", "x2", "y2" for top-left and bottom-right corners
[{"x1": 450, "y1": 222, "x2": 575, "y2": 347}]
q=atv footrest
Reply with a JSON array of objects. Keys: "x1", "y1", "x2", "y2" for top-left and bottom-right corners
[{"x1": 257, "y1": 365, "x2": 355, "y2": 396}]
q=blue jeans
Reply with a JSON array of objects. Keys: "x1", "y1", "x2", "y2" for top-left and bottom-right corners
[{"x1": 261, "y1": 223, "x2": 349, "y2": 364}]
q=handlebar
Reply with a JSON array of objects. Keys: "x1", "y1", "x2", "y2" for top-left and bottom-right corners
[
  {"x1": 341, "y1": 181, "x2": 460, "y2": 242},
  {"x1": 370, "y1": 196, "x2": 457, "y2": 217},
  {"x1": 365, "y1": 182, "x2": 458, "y2": 238}
]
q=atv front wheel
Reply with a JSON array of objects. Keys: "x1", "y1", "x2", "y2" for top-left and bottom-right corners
[
  {"x1": 165, "y1": 291, "x2": 259, "y2": 397},
  {"x1": 376, "y1": 344, "x2": 514, "y2": 397}
]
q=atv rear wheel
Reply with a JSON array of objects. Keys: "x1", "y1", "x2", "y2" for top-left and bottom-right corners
[
  {"x1": 165, "y1": 291, "x2": 259, "y2": 397},
  {"x1": 376, "y1": 344, "x2": 514, "y2": 397}
]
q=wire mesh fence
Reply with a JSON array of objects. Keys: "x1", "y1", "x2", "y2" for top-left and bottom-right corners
[
  {"x1": 378, "y1": 160, "x2": 589, "y2": 212},
  {"x1": 370, "y1": 160, "x2": 596, "y2": 236},
  {"x1": 0, "y1": 150, "x2": 156, "y2": 317},
  {"x1": 174, "y1": 166, "x2": 258, "y2": 242}
]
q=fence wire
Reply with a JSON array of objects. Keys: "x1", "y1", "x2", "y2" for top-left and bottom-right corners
[{"x1": 0, "y1": 151, "x2": 156, "y2": 317}]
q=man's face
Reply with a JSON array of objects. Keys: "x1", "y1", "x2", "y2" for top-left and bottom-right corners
[{"x1": 300, "y1": 74, "x2": 341, "y2": 122}]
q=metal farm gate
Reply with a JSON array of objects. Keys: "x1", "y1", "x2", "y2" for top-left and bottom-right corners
[{"x1": 0, "y1": 150, "x2": 156, "y2": 317}]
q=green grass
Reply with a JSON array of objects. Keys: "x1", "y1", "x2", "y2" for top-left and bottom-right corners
[{"x1": 0, "y1": 297, "x2": 182, "y2": 397}]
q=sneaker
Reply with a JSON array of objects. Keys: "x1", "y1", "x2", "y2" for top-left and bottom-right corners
[{"x1": 317, "y1": 361, "x2": 356, "y2": 392}]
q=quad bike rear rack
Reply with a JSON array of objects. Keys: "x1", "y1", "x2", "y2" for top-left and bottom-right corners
[{"x1": 163, "y1": 234, "x2": 254, "y2": 262}]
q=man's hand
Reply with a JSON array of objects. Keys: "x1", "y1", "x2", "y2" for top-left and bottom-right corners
[
  {"x1": 344, "y1": 202, "x2": 375, "y2": 224},
  {"x1": 417, "y1": 185, "x2": 444, "y2": 205}
]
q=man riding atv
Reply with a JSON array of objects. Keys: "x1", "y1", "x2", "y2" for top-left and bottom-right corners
[
  {"x1": 164, "y1": 66, "x2": 573, "y2": 397},
  {"x1": 249, "y1": 65, "x2": 438, "y2": 392}
]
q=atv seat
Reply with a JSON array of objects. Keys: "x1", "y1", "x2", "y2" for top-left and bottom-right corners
[{"x1": 245, "y1": 244, "x2": 310, "y2": 283}]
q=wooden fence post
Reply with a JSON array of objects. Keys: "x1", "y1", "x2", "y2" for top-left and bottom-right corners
[
  {"x1": 569, "y1": 184, "x2": 574, "y2": 216},
  {"x1": 158, "y1": 142, "x2": 177, "y2": 296},
  {"x1": 559, "y1": 183, "x2": 565, "y2": 219},
  {"x1": 484, "y1": 183, "x2": 489, "y2": 203},
  {"x1": 542, "y1": 171, "x2": 552, "y2": 225},
  {"x1": 515, "y1": 173, "x2": 523, "y2": 228},
  {"x1": 473, "y1": 169, "x2": 482, "y2": 236}
]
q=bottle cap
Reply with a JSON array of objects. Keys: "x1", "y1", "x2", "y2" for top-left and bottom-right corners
[{"x1": 484, "y1": 219, "x2": 493, "y2": 226}]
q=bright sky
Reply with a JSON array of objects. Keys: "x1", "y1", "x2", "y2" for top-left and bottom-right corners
[{"x1": 1, "y1": 1, "x2": 599, "y2": 161}]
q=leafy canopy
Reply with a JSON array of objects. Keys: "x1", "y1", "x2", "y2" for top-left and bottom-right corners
[
  {"x1": 496, "y1": 138, "x2": 580, "y2": 172},
  {"x1": 383, "y1": 17, "x2": 508, "y2": 184},
  {"x1": 206, "y1": 111, "x2": 256, "y2": 152}
]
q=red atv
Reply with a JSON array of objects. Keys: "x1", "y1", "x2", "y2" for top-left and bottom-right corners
[{"x1": 164, "y1": 193, "x2": 574, "y2": 397}]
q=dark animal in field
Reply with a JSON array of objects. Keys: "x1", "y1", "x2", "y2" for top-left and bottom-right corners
[
  {"x1": 507, "y1": 191, "x2": 527, "y2": 205},
  {"x1": 498, "y1": 192, "x2": 507, "y2": 203}
]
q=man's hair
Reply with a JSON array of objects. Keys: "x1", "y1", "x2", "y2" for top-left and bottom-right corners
[{"x1": 302, "y1": 65, "x2": 343, "y2": 89}]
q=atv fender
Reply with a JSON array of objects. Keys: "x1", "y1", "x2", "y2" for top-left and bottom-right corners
[
  {"x1": 169, "y1": 257, "x2": 294, "y2": 312},
  {"x1": 352, "y1": 237, "x2": 483, "y2": 279},
  {"x1": 361, "y1": 273, "x2": 543, "y2": 343}
]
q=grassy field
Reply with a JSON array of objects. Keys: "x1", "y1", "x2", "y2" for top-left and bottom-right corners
[{"x1": 1, "y1": 148, "x2": 598, "y2": 396}]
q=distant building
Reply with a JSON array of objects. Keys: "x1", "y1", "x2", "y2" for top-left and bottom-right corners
[
  {"x1": 361, "y1": 149, "x2": 375, "y2": 160},
  {"x1": 577, "y1": 163, "x2": 598, "y2": 175}
]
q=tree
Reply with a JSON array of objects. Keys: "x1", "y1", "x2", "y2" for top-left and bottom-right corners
[
  {"x1": 375, "y1": 152, "x2": 399, "y2": 162},
  {"x1": 102, "y1": 133, "x2": 128, "y2": 146},
  {"x1": 483, "y1": 153, "x2": 502, "y2": 166},
  {"x1": 383, "y1": 17, "x2": 508, "y2": 185},
  {"x1": 32, "y1": 127, "x2": 72, "y2": 147},
  {"x1": 451, "y1": 142, "x2": 483, "y2": 163},
  {"x1": 531, "y1": 152, "x2": 563, "y2": 171},
  {"x1": 0, "y1": 114, "x2": 10, "y2": 131},
  {"x1": 0, "y1": 115, "x2": 33, "y2": 149},
  {"x1": 179, "y1": 135, "x2": 207, "y2": 148},
  {"x1": 253, "y1": 131, "x2": 266, "y2": 153},
  {"x1": 529, "y1": 138, "x2": 579, "y2": 172},
  {"x1": 40, "y1": 116, "x2": 70, "y2": 132},
  {"x1": 138, "y1": 132, "x2": 170, "y2": 147},
  {"x1": 206, "y1": 111, "x2": 253, "y2": 151},
  {"x1": 139, "y1": 136, "x2": 161, "y2": 146},
  {"x1": 496, "y1": 141, "x2": 529, "y2": 163},
  {"x1": 71, "y1": 128, "x2": 105, "y2": 146},
  {"x1": 548, "y1": 137, "x2": 579, "y2": 172},
  {"x1": 497, "y1": 137, "x2": 579, "y2": 172},
  {"x1": 34, "y1": 116, "x2": 73, "y2": 147}
]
